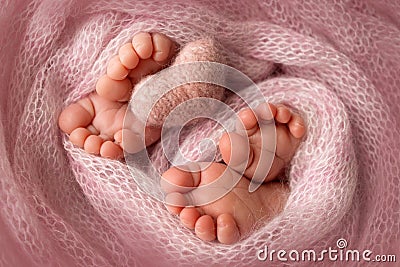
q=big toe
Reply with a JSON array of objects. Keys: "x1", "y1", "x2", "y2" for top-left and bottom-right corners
[
  {"x1": 96, "y1": 75, "x2": 132, "y2": 102},
  {"x1": 151, "y1": 32, "x2": 175, "y2": 62},
  {"x1": 58, "y1": 102, "x2": 93, "y2": 134},
  {"x1": 132, "y1": 32, "x2": 153, "y2": 59},
  {"x1": 219, "y1": 132, "x2": 252, "y2": 174},
  {"x1": 161, "y1": 165, "x2": 201, "y2": 194}
]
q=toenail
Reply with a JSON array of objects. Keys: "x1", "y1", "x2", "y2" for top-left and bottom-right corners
[
  {"x1": 196, "y1": 229, "x2": 205, "y2": 234},
  {"x1": 294, "y1": 120, "x2": 304, "y2": 127},
  {"x1": 218, "y1": 222, "x2": 227, "y2": 228},
  {"x1": 196, "y1": 226, "x2": 212, "y2": 235}
]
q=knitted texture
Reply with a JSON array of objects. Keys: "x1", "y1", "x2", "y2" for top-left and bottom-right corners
[
  {"x1": 131, "y1": 38, "x2": 226, "y2": 127},
  {"x1": 0, "y1": 0, "x2": 399, "y2": 266}
]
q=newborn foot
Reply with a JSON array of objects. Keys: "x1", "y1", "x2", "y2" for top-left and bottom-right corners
[
  {"x1": 96, "y1": 32, "x2": 176, "y2": 102},
  {"x1": 58, "y1": 32, "x2": 175, "y2": 158},
  {"x1": 219, "y1": 103, "x2": 306, "y2": 183},
  {"x1": 161, "y1": 103, "x2": 305, "y2": 244}
]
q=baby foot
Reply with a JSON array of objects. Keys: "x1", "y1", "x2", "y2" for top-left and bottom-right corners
[
  {"x1": 161, "y1": 163, "x2": 290, "y2": 244},
  {"x1": 58, "y1": 32, "x2": 175, "y2": 158},
  {"x1": 161, "y1": 103, "x2": 305, "y2": 244},
  {"x1": 96, "y1": 32, "x2": 176, "y2": 102},
  {"x1": 219, "y1": 103, "x2": 306, "y2": 183}
]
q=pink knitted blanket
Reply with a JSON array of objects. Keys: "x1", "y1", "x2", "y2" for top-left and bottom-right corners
[{"x1": 0, "y1": 0, "x2": 399, "y2": 266}]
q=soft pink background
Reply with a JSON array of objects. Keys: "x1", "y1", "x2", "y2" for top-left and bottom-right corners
[{"x1": 0, "y1": 0, "x2": 399, "y2": 266}]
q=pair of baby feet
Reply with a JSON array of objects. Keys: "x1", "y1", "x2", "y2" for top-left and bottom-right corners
[{"x1": 58, "y1": 32, "x2": 306, "y2": 244}]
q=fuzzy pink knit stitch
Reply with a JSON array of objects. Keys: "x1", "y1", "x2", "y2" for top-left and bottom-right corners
[
  {"x1": 132, "y1": 38, "x2": 226, "y2": 127},
  {"x1": 0, "y1": 1, "x2": 399, "y2": 267}
]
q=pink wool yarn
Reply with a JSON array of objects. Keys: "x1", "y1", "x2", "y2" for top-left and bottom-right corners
[
  {"x1": 0, "y1": 0, "x2": 399, "y2": 266},
  {"x1": 131, "y1": 38, "x2": 226, "y2": 127}
]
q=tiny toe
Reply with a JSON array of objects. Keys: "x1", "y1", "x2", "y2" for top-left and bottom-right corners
[
  {"x1": 180, "y1": 207, "x2": 201, "y2": 229},
  {"x1": 218, "y1": 133, "x2": 232, "y2": 163},
  {"x1": 100, "y1": 141, "x2": 123, "y2": 159},
  {"x1": 128, "y1": 58, "x2": 163, "y2": 83},
  {"x1": 84, "y1": 135, "x2": 104, "y2": 155},
  {"x1": 96, "y1": 75, "x2": 132, "y2": 102},
  {"x1": 288, "y1": 114, "x2": 306, "y2": 139},
  {"x1": 237, "y1": 108, "x2": 258, "y2": 131},
  {"x1": 132, "y1": 32, "x2": 153, "y2": 59},
  {"x1": 106, "y1": 55, "x2": 129, "y2": 80},
  {"x1": 114, "y1": 130, "x2": 123, "y2": 144},
  {"x1": 151, "y1": 33, "x2": 173, "y2": 62},
  {"x1": 219, "y1": 132, "x2": 251, "y2": 172},
  {"x1": 161, "y1": 167, "x2": 200, "y2": 194},
  {"x1": 255, "y1": 102, "x2": 276, "y2": 121},
  {"x1": 69, "y1": 127, "x2": 91, "y2": 147},
  {"x1": 118, "y1": 43, "x2": 139, "y2": 69},
  {"x1": 217, "y1": 213, "x2": 240, "y2": 244},
  {"x1": 195, "y1": 215, "x2": 216, "y2": 242},
  {"x1": 275, "y1": 106, "x2": 292, "y2": 123},
  {"x1": 165, "y1": 192, "x2": 186, "y2": 214},
  {"x1": 268, "y1": 103, "x2": 278, "y2": 117}
]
